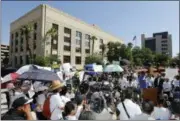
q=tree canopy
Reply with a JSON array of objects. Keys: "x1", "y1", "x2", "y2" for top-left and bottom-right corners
[
  {"x1": 106, "y1": 41, "x2": 172, "y2": 67},
  {"x1": 85, "y1": 54, "x2": 103, "y2": 65}
]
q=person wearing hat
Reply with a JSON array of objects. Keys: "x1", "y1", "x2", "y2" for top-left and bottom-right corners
[
  {"x1": 2, "y1": 96, "x2": 34, "y2": 120},
  {"x1": 49, "y1": 80, "x2": 65, "y2": 120}
]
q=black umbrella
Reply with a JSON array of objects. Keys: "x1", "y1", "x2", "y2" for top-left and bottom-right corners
[{"x1": 18, "y1": 68, "x2": 61, "y2": 82}]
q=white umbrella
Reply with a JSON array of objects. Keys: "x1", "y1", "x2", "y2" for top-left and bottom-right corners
[
  {"x1": 2, "y1": 73, "x2": 19, "y2": 84},
  {"x1": 104, "y1": 64, "x2": 124, "y2": 72}
]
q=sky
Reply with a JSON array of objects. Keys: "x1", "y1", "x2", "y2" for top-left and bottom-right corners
[{"x1": 1, "y1": 1, "x2": 179, "y2": 57}]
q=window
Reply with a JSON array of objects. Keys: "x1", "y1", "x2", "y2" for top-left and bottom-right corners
[
  {"x1": 21, "y1": 46, "x2": 23, "y2": 51},
  {"x1": 26, "y1": 55, "x2": 29, "y2": 64},
  {"x1": 33, "y1": 54, "x2": 36, "y2": 59},
  {"x1": 162, "y1": 52, "x2": 166, "y2": 55},
  {"x1": 64, "y1": 27, "x2": 71, "y2": 34},
  {"x1": 76, "y1": 31, "x2": 82, "y2": 38},
  {"x1": 15, "y1": 56, "x2": 17, "y2": 65},
  {"x1": 33, "y1": 33, "x2": 37, "y2": 40},
  {"x1": 100, "y1": 39, "x2": 103, "y2": 45},
  {"x1": 21, "y1": 29, "x2": 24, "y2": 35},
  {"x1": 162, "y1": 44, "x2": 167, "y2": 47},
  {"x1": 162, "y1": 48, "x2": 167, "y2": 51},
  {"x1": 76, "y1": 47, "x2": 81, "y2": 53},
  {"x1": 63, "y1": 56, "x2": 70, "y2": 63},
  {"x1": 85, "y1": 49, "x2": 90, "y2": 54},
  {"x1": 20, "y1": 56, "x2": 23, "y2": 65},
  {"x1": 64, "y1": 45, "x2": 71, "y2": 51},
  {"x1": 15, "y1": 39, "x2": 18, "y2": 46},
  {"x1": 99, "y1": 39, "x2": 103, "y2": 49},
  {"x1": 85, "y1": 34, "x2": 90, "y2": 40},
  {"x1": 15, "y1": 32, "x2": 18, "y2": 38},
  {"x1": 85, "y1": 41, "x2": 90, "y2": 47},
  {"x1": 33, "y1": 42, "x2": 36, "y2": 49},
  {"x1": 76, "y1": 56, "x2": 81, "y2": 64},
  {"x1": 64, "y1": 37, "x2": 71, "y2": 43},
  {"x1": 76, "y1": 39, "x2": 81, "y2": 45},
  {"x1": 21, "y1": 37, "x2": 23, "y2": 44},
  {"x1": 162, "y1": 40, "x2": 167, "y2": 43},
  {"x1": 11, "y1": 34, "x2": 14, "y2": 40},
  {"x1": 11, "y1": 41, "x2": 13, "y2": 47},
  {"x1": 99, "y1": 45, "x2": 103, "y2": 49},
  {"x1": 34, "y1": 23, "x2": 37, "y2": 30},
  {"x1": 15, "y1": 47, "x2": 18, "y2": 52},
  {"x1": 85, "y1": 34, "x2": 90, "y2": 47}
]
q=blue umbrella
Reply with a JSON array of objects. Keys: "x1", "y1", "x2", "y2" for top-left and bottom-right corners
[{"x1": 18, "y1": 68, "x2": 61, "y2": 82}]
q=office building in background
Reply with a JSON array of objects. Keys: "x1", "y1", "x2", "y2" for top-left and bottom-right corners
[
  {"x1": 1, "y1": 44, "x2": 9, "y2": 63},
  {"x1": 141, "y1": 32, "x2": 172, "y2": 57}
]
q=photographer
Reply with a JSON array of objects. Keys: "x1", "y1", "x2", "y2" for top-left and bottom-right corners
[
  {"x1": 117, "y1": 87, "x2": 142, "y2": 120},
  {"x1": 90, "y1": 91, "x2": 113, "y2": 120}
]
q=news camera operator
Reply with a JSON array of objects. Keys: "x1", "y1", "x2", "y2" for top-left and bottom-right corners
[
  {"x1": 117, "y1": 87, "x2": 142, "y2": 120},
  {"x1": 89, "y1": 91, "x2": 113, "y2": 120}
]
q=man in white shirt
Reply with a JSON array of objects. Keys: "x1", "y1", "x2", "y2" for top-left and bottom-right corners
[
  {"x1": 119, "y1": 76, "x2": 128, "y2": 90},
  {"x1": 127, "y1": 76, "x2": 138, "y2": 88},
  {"x1": 49, "y1": 80, "x2": 65, "y2": 120},
  {"x1": 163, "y1": 78, "x2": 172, "y2": 97},
  {"x1": 151, "y1": 97, "x2": 171, "y2": 120},
  {"x1": 131, "y1": 100, "x2": 155, "y2": 120},
  {"x1": 117, "y1": 87, "x2": 142, "y2": 120},
  {"x1": 173, "y1": 75, "x2": 180, "y2": 88}
]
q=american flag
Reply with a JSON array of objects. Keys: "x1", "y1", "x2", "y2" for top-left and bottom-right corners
[{"x1": 133, "y1": 36, "x2": 136, "y2": 41}]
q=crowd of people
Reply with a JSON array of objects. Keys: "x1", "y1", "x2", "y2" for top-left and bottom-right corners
[{"x1": 1, "y1": 69, "x2": 180, "y2": 120}]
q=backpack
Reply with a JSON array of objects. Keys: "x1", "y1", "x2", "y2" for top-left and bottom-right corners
[{"x1": 42, "y1": 96, "x2": 51, "y2": 119}]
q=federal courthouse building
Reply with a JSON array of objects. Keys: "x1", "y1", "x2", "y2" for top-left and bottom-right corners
[{"x1": 10, "y1": 4, "x2": 123, "y2": 68}]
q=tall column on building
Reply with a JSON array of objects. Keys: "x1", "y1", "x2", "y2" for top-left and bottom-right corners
[
  {"x1": 58, "y1": 25, "x2": 64, "y2": 63},
  {"x1": 24, "y1": 28, "x2": 27, "y2": 65},
  {"x1": 71, "y1": 29, "x2": 76, "y2": 66},
  {"x1": 12, "y1": 34, "x2": 15, "y2": 67},
  {"x1": 44, "y1": 23, "x2": 52, "y2": 56},
  {"x1": 90, "y1": 35, "x2": 93, "y2": 55},
  {"x1": 81, "y1": 33, "x2": 85, "y2": 67},
  {"x1": 17, "y1": 31, "x2": 20, "y2": 66}
]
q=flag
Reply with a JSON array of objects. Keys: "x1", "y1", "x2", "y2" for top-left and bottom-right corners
[{"x1": 133, "y1": 36, "x2": 136, "y2": 41}]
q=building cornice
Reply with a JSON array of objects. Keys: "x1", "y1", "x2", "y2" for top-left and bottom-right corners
[
  {"x1": 44, "y1": 4, "x2": 123, "y2": 42},
  {"x1": 10, "y1": 5, "x2": 42, "y2": 26},
  {"x1": 10, "y1": 4, "x2": 123, "y2": 43}
]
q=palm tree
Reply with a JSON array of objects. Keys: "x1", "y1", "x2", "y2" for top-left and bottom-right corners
[
  {"x1": 43, "y1": 27, "x2": 58, "y2": 49},
  {"x1": 41, "y1": 27, "x2": 58, "y2": 66},
  {"x1": 101, "y1": 43, "x2": 107, "y2": 58},
  {"x1": 127, "y1": 42, "x2": 133, "y2": 49},
  {"x1": 21, "y1": 24, "x2": 33, "y2": 64},
  {"x1": 90, "y1": 36, "x2": 97, "y2": 54}
]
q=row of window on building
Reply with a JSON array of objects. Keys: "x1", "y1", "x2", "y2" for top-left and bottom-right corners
[{"x1": 12, "y1": 55, "x2": 82, "y2": 66}]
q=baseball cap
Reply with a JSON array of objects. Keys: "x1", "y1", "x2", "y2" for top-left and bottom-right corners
[{"x1": 12, "y1": 96, "x2": 33, "y2": 109}]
